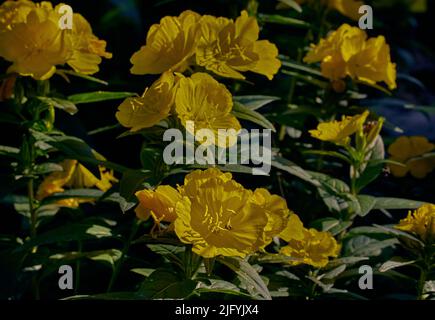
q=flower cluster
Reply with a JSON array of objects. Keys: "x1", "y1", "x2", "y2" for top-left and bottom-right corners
[
  {"x1": 0, "y1": 0, "x2": 111, "y2": 80},
  {"x1": 130, "y1": 10, "x2": 281, "y2": 80},
  {"x1": 117, "y1": 10, "x2": 280, "y2": 146},
  {"x1": 135, "y1": 168, "x2": 291, "y2": 258},
  {"x1": 279, "y1": 214, "x2": 340, "y2": 268},
  {"x1": 304, "y1": 24, "x2": 397, "y2": 90},
  {"x1": 395, "y1": 204, "x2": 435, "y2": 242},
  {"x1": 388, "y1": 136, "x2": 435, "y2": 179}
]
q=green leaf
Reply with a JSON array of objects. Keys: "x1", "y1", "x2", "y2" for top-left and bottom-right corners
[
  {"x1": 310, "y1": 218, "x2": 352, "y2": 236},
  {"x1": 271, "y1": 156, "x2": 320, "y2": 186},
  {"x1": 355, "y1": 135, "x2": 385, "y2": 192},
  {"x1": 119, "y1": 169, "x2": 151, "y2": 201},
  {"x1": 232, "y1": 101, "x2": 276, "y2": 131},
  {"x1": 355, "y1": 195, "x2": 377, "y2": 217},
  {"x1": 344, "y1": 236, "x2": 399, "y2": 257},
  {"x1": 68, "y1": 91, "x2": 137, "y2": 104},
  {"x1": 281, "y1": 70, "x2": 328, "y2": 88},
  {"x1": 41, "y1": 189, "x2": 104, "y2": 205},
  {"x1": 373, "y1": 198, "x2": 426, "y2": 210},
  {"x1": 280, "y1": 58, "x2": 323, "y2": 77},
  {"x1": 36, "y1": 97, "x2": 78, "y2": 115},
  {"x1": 56, "y1": 70, "x2": 108, "y2": 85},
  {"x1": 217, "y1": 256, "x2": 271, "y2": 300},
  {"x1": 20, "y1": 218, "x2": 115, "y2": 250},
  {"x1": 32, "y1": 162, "x2": 64, "y2": 175},
  {"x1": 49, "y1": 249, "x2": 122, "y2": 268},
  {"x1": 253, "y1": 253, "x2": 303, "y2": 264},
  {"x1": 373, "y1": 224, "x2": 424, "y2": 245},
  {"x1": 64, "y1": 292, "x2": 141, "y2": 300},
  {"x1": 100, "y1": 192, "x2": 136, "y2": 213},
  {"x1": 130, "y1": 268, "x2": 156, "y2": 278},
  {"x1": 0, "y1": 145, "x2": 20, "y2": 158},
  {"x1": 258, "y1": 13, "x2": 309, "y2": 28},
  {"x1": 379, "y1": 257, "x2": 417, "y2": 272},
  {"x1": 31, "y1": 131, "x2": 129, "y2": 173},
  {"x1": 137, "y1": 269, "x2": 197, "y2": 299},
  {"x1": 233, "y1": 95, "x2": 280, "y2": 111},
  {"x1": 277, "y1": 0, "x2": 303, "y2": 12}
]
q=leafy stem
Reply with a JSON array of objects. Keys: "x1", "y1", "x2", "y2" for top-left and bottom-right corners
[{"x1": 107, "y1": 219, "x2": 141, "y2": 292}]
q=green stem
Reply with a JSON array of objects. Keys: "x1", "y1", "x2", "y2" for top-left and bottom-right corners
[
  {"x1": 28, "y1": 179, "x2": 37, "y2": 240},
  {"x1": 107, "y1": 219, "x2": 141, "y2": 292},
  {"x1": 417, "y1": 268, "x2": 427, "y2": 300},
  {"x1": 75, "y1": 240, "x2": 83, "y2": 294}
]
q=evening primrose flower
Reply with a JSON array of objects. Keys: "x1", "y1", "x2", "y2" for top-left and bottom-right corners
[
  {"x1": 294, "y1": 0, "x2": 364, "y2": 20},
  {"x1": 135, "y1": 185, "x2": 181, "y2": 223},
  {"x1": 0, "y1": 0, "x2": 35, "y2": 31},
  {"x1": 304, "y1": 24, "x2": 397, "y2": 90},
  {"x1": 36, "y1": 159, "x2": 117, "y2": 208},
  {"x1": 130, "y1": 10, "x2": 200, "y2": 75},
  {"x1": 395, "y1": 204, "x2": 435, "y2": 242},
  {"x1": 196, "y1": 11, "x2": 281, "y2": 80},
  {"x1": 0, "y1": 4, "x2": 70, "y2": 80},
  {"x1": 0, "y1": 1, "x2": 111, "y2": 80},
  {"x1": 174, "y1": 168, "x2": 289, "y2": 258},
  {"x1": 67, "y1": 12, "x2": 112, "y2": 75},
  {"x1": 388, "y1": 136, "x2": 435, "y2": 179},
  {"x1": 309, "y1": 111, "x2": 369, "y2": 146},
  {"x1": 175, "y1": 73, "x2": 241, "y2": 147},
  {"x1": 280, "y1": 227, "x2": 341, "y2": 268},
  {"x1": 116, "y1": 72, "x2": 177, "y2": 131}
]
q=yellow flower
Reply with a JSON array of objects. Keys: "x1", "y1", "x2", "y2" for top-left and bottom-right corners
[
  {"x1": 0, "y1": 3, "x2": 70, "y2": 80},
  {"x1": 395, "y1": 204, "x2": 435, "y2": 242},
  {"x1": 196, "y1": 11, "x2": 281, "y2": 80},
  {"x1": 175, "y1": 73, "x2": 241, "y2": 147},
  {"x1": 36, "y1": 159, "x2": 117, "y2": 208},
  {"x1": 174, "y1": 168, "x2": 289, "y2": 258},
  {"x1": 0, "y1": 0, "x2": 35, "y2": 31},
  {"x1": 279, "y1": 212, "x2": 305, "y2": 242},
  {"x1": 130, "y1": 10, "x2": 200, "y2": 75},
  {"x1": 116, "y1": 72, "x2": 177, "y2": 131},
  {"x1": 135, "y1": 186, "x2": 181, "y2": 223},
  {"x1": 66, "y1": 12, "x2": 112, "y2": 75},
  {"x1": 0, "y1": 1, "x2": 111, "y2": 80},
  {"x1": 280, "y1": 227, "x2": 341, "y2": 268},
  {"x1": 250, "y1": 188, "x2": 292, "y2": 249},
  {"x1": 388, "y1": 136, "x2": 435, "y2": 179},
  {"x1": 304, "y1": 24, "x2": 396, "y2": 90},
  {"x1": 294, "y1": 0, "x2": 364, "y2": 20},
  {"x1": 309, "y1": 111, "x2": 369, "y2": 146}
]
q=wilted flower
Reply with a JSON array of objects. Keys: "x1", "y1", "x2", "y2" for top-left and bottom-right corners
[
  {"x1": 130, "y1": 10, "x2": 200, "y2": 75},
  {"x1": 174, "y1": 168, "x2": 289, "y2": 258},
  {"x1": 304, "y1": 24, "x2": 396, "y2": 90},
  {"x1": 388, "y1": 136, "x2": 435, "y2": 179},
  {"x1": 309, "y1": 111, "x2": 369, "y2": 146},
  {"x1": 116, "y1": 72, "x2": 177, "y2": 131},
  {"x1": 196, "y1": 11, "x2": 281, "y2": 80},
  {"x1": 36, "y1": 159, "x2": 117, "y2": 208},
  {"x1": 395, "y1": 204, "x2": 435, "y2": 242},
  {"x1": 175, "y1": 73, "x2": 241, "y2": 147},
  {"x1": 135, "y1": 185, "x2": 181, "y2": 223}
]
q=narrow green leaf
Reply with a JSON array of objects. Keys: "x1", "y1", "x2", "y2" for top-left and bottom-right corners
[
  {"x1": 68, "y1": 91, "x2": 137, "y2": 104},
  {"x1": 232, "y1": 101, "x2": 276, "y2": 131},
  {"x1": 258, "y1": 13, "x2": 309, "y2": 28}
]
